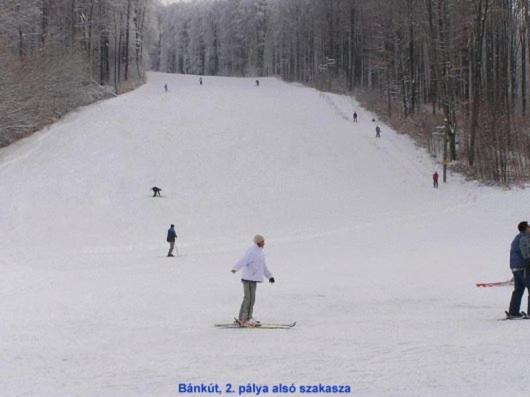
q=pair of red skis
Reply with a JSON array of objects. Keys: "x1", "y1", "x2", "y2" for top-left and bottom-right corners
[{"x1": 476, "y1": 278, "x2": 514, "y2": 288}]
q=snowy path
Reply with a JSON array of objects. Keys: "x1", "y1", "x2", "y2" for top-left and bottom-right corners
[{"x1": 1, "y1": 73, "x2": 529, "y2": 396}]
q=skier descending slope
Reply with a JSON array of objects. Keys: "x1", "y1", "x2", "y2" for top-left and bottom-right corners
[
  {"x1": 507, "y1": 221, "x2": 530, "y2": 318},
  {"x1": 166, "y1": 224, "x2": 177, "y2": 257},
  {"x1": 231, "y1": 235, "x2": 275, "y2": 327},
  {"x1": 152, "y1": 186, "x2": 162, "y2": 197}
]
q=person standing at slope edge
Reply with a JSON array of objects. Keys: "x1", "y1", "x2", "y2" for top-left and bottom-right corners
[
  {"x1": 167, "y1": 224, "x2": 177, "y2": 257},
  {"x1": 353, "y1": 112, "x2": 358, "y2": 123},
  {"x1": 507, "y1": 221, "x2": 530, "y2": 318},
  {"x1": 433, "y1": 172, "x2": 439, "y2": 188},
  {"x1": 375, "y1": 125, "x2": 381, "y2": 138},
  {"x1": 231, "y1": 235, "x2": 275, "y2": 327}
]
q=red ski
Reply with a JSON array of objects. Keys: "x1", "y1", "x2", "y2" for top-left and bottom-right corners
[{"x1": 476, "y1": 278, "x2": 514, "y2": 288}]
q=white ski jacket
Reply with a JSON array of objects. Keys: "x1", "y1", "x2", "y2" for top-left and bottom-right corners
[{"x1": 232, "y1": 245, "x2": 273, "y2": 282}]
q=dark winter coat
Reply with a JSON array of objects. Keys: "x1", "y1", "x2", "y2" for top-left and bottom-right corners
[
  {"x1": 167, "y1": 227, "x2": 177, "y2": 243},
  {"x1": 510, "y1": 232, "x2": 530, "y2": 270}
]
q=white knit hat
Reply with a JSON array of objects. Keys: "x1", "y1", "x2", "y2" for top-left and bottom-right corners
[{"x1": 253, "y1": 234, "x2": 265, "y2": 244}]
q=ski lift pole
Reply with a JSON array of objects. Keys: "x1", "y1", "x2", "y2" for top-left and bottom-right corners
[
  {"x1": 443, "y1": 118, "x2": 449, "y2": 183},
  {"x1": 326, "y1": 57, "x2": 336, "y2": 91},
  {"x1": 318, "y1": 63, "x2": 328, "y2": 90}
]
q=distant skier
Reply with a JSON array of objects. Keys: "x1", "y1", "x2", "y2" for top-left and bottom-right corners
[
  {"x1": 353, "y1": 112, "x2": 358, "y2": 123},
  {"x1": 231, "y1": 234, "x2": 275, "y2": 327},
  {"x1": 507, "y1": 221, "x2": 530, "y2": 318},
  {"x1": 164, "y1": 83, "x2": 168, "y2": 93},
  {"x1": 199, "y1": 77, "x2": 203, "y2": 85},
  {"x1": 433, "y1": 172, "x2": 439, "y2": 188},
  {"x1": 152, "y1": 186, "x2": 162, "y2": 197},
  {"x1": 166, "y1": 224, "x2": 177, "y2": 257},
  {"x1": 256, "y1": 79, "x2": 260, "y2": 87},
  {"x1": 375, "y1": 126, "x2": 381, "y2": 138}
]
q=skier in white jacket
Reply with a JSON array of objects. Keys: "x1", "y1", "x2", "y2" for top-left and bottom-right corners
[{"x1": 231, "y1": 234, "x2": 275, "y2": 327}]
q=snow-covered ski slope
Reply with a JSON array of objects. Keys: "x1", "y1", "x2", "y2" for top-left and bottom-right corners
[{"x1": 1, "y1": 73, "x2": 530, "y2": 397}]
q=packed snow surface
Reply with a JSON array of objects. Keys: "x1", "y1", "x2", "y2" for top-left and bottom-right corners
[{"x1": 1, "y1": 73, "x2": 529, "y2": 397}]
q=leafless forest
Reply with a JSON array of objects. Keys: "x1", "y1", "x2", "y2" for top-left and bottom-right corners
[
  {"x1": 2, "y1": 0, "x2": 530, "y2": 184},
  {"x1": 153, "y1": 0, "x2": 530, "y2": 184},
  {"x1": 0, "y1": 0, "x2": 154, "y2": 148}
]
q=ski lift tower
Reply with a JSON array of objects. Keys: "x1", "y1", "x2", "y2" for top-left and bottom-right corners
[
  {"x1": 431, "y1": 118, "x2": 458, "y2": 183},
  {"x1": 442, "y1": 117, "x2": 452, "y2": 183},
  {"x1": 318, "y1": 63, "x2": 328, "y2": 91},
  {"x1": 431, "y1": 123, "x2": 449, "y2": 183},
  {"x1": 318, "y1": 57, "x2": 336, "y2": 91}
]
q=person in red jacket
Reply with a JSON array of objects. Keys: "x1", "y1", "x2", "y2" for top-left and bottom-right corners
[{"x1": 433, "y1": 171, "x2": 439, "y2": 188}]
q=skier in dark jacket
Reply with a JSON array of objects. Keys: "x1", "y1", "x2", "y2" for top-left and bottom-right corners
[
  {"x1": 167, "y1": 224, "x2": 177, "y2": 257},
  {"x1": 353, "y1": 112, "x2": 358, "y2": 122},
  {"x1": 152, "y1": 186, "x2": 162, "y2": 197},
  {"x1": 375, "y1": 126, "x2": 381, "y2": 138},
  {"x1": 433, "y1": 172, "x2": 439, "y2": 188},
  {"x1": 508, "y1": 221, "x2": 530, "y2": 317},
  {"x1": 199, "y1": 77, "x2": 203, "y2": 85},
  {"x1": 256, "y1": 79, "x2": 260, "y2": 87}
]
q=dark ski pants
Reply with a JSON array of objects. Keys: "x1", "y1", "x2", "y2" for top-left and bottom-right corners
[
  {"x1": 239, "y1": 280, "x2": 257, "y2": 322},
  {"x1": 509, "y1": 268, "x2": 530, "y2": 315},
  {"x1": 433, "y1": 180, "x2": 439, "y2": 188},
  {"x1": 168, "y1": 241, "x2": 175, "y2": 256}
]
